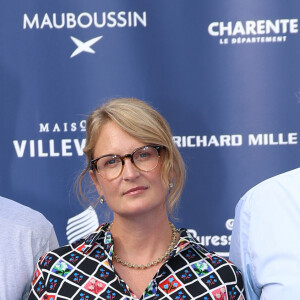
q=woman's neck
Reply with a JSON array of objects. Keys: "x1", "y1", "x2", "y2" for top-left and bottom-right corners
[{"x1": 109, "y1": 213, "x2": 174, "y2": 265}]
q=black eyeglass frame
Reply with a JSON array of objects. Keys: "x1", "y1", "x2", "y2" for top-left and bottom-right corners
[{"x1": 90, "y1": 144, "x2": 166, "y2": 179}]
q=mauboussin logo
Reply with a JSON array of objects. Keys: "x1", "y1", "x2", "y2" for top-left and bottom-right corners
[
  {"x1": 208, "y1": 18, "x2": 298, "y2": 45},
  {"x1": 22, "y1": 11, "x2": 147, "y2": 58}
]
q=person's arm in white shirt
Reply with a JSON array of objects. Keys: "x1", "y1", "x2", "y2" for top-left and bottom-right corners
[
  {"x1": 230, "y1": 169, "x2": 300, "y2": 299},
  {"x1": 229, "y1": 196, "x2": 261, "y2": 300}
]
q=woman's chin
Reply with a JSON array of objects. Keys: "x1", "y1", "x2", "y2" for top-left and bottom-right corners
[{"x1": 113, "y1": 203, "x2": 164, "y2": 219}]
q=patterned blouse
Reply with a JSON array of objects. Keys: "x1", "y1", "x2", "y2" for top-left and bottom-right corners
[{"x1": 28, "y1": 223, "x2": 246, "y2": 300}]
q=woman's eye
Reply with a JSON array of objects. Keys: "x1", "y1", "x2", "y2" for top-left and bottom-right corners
[
  {"x1": 106, "y1": 159, "x2": 117, "y2": 165},
  {"x1": 139, "y1": 152, "x2": 148, "y2": 158},
  {"x1": 102, "y1": 157, "x2": 119, "y2": 168},
  {"x1": 137, "y1": 151, "x2": 151, "y2": 159}
]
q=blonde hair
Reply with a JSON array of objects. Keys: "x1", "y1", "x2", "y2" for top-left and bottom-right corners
[{"x1": 78, "y1": 98, "x2": 186, "y2": 217}]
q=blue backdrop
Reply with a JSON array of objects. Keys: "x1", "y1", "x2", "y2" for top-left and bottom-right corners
[{"x1": 1, "y1": 0, "x2": 299, "y2": 256}]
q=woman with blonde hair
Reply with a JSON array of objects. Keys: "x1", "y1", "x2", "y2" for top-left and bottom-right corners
[{"x1": 28, "y1": 98, "x2": 245, "y2": 299}]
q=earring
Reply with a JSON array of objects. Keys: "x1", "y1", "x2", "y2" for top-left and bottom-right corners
[
  {"x1": 169, "y1": 182, "x2": 174, "y2": 189},
  {"x1": 100, "y1": 196, "x2": 105, "y2": 204}
]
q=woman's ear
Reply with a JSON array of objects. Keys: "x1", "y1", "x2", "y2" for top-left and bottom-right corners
[{"x1": 89, "y1": 170, "x2": 103, "y2": 196}]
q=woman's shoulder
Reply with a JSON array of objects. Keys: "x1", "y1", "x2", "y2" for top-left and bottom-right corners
[
  {"x1": 37, "y1": 223, "x2": 109, "y2": 271},
  {"x1": 178, "y1": 228, "x2": 245, "y2": 282},
  {"x1": 169, "y1": 228, "x2": 246, "y2": 298},
  {"x1": 37, "y1": 241, "x2": 82, "y2": 268}
]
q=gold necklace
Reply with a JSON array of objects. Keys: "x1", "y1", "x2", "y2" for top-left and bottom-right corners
[{"x1": 107, "y1": 222, "x2": 178, "y2": 269}]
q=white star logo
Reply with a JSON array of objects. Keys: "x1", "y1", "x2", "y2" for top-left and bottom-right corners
[{"x1": 70, "y1": 35, "x2": 103, "y2": 58}]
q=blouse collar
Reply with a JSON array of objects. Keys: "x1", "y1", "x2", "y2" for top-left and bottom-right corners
[{"x1": 77, "y1": 222, "x2": 210, "y2": 259}]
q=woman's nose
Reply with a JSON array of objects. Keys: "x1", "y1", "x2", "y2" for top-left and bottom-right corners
[{"x1": 122, "y1": 157, "x2": 140, "y2": 180}]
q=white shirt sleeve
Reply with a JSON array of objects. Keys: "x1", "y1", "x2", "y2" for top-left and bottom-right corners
[
  {"x1": 33, "y1": 225, "x2": 59, "y2": 264},
  {"x1": 229, "y1": 168, "x2": 300, "y2": 300},
  {"x1": 229, "y1": 195, "x2": 260, "y2": 300},
  {"x1": 0, "y1": 196, "x2": 60, "y2": 300}
]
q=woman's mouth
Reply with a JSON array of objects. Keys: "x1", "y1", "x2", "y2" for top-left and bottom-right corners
[{"x1": 123, "y1": 186, "x2": 148, "y2": 196}]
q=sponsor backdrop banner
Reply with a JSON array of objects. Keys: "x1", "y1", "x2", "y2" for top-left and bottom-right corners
[{"x1": 1, "y1": 0, "x2": 299, "y2": 255}]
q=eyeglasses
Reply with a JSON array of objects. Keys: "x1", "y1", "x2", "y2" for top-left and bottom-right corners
[{"x1": 90, "y1": 145, "x2": 165, "y2": 180}]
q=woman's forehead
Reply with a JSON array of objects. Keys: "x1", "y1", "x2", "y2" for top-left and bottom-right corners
[{"x1": 94, "y1": 122, "x2": 146, "y2": 156}]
